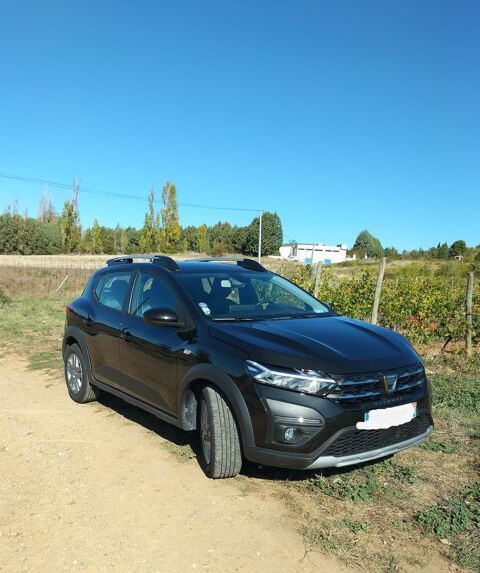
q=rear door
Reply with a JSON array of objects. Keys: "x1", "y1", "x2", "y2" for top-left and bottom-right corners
[
  {"x1": 118, "y1": 271, "x2": 185, "y2": 415},
  {"x1": 87, "y1": 269, "x2": 134, "y2": 387}
]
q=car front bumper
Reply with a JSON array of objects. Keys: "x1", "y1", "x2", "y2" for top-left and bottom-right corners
[
  {"x1": 305, "y1": 424, "x2": 433, "y2": 470},
  {"x1": 242, "y1": 381, "x2": 434, "y2": 470}
]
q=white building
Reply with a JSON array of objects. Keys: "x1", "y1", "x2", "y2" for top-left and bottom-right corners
[{"x1": 279, "y1": 243, "x2": 351, "y2": 265}]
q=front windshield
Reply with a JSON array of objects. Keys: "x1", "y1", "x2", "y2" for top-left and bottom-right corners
[{"x1": 176, "y1": 271, "x2": 330, "y2": 321}]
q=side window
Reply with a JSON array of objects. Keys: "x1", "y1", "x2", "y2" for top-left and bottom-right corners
[
  {"x1": 94, "y1": 275, "x2": 106, "y2": 299},
  {"x1": 130, "y1": 272, "x2": 177, "y2": 317},
  {"x1": 95, "y1": 271, "x2": 132, "y2": 311}
]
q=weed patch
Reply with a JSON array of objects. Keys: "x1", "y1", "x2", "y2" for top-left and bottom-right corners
[
  {"x1": 414, "y1": 480, "x2": 480, "y2": 571},
  {"x1": 306, "y1": 459, "x2": 419, "y2": 503},
  {"x1": 0, "y1": 286, "x2": 10, "y2": 307},
  {"x1": 334, "y1": 517, "x2": 370, "y2": 533},
  {"x1": 422, "y1": 438, "x2": 458, "y2": 453},
  {"x1": 28, "y1": 350, "x2": 62, "y2": 371},
  {"x1": 163, "y1": 441, "x2": 196, "y2": 461}
]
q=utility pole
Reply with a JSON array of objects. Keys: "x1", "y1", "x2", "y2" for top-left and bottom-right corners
[{"x1": 258, "y1": 208, "x2": 263, "y2": 263}]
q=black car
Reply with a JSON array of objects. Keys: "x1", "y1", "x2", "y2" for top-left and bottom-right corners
[{"x1": 62, "y1": 255, "x2": 433, "y2": 478}]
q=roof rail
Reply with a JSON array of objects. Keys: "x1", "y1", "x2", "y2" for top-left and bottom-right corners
[
  {"x1": 190, "y1": 257, "x2": 266, "y2": 272},
  {"x1": 106, "y1": 254, "x2": 179, "y2": 271}
]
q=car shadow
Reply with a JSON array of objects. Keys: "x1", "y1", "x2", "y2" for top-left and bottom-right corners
[
  {"x1": 96, "y1": 392, "x2": 392, "y2": 481},
  {"x1": 97, "y1": 392, "x2": 203, "y2": 458},
  {"x1": 241, "y1": 454, "x2": 395, "y2": 482}
]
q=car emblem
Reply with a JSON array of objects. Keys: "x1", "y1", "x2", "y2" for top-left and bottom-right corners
[{"x1": 382, "y1": 373, "x2": 398, "y2": 394}]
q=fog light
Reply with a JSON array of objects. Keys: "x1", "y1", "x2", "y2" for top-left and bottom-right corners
[
  {"x1": 273, "y1": 424, "x2": 305, "y2": 444},
  {"x1": 284, "y1": 427, "x2": 295, "y2": 441}
]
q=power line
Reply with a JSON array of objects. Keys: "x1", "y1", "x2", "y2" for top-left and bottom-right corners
[{"x1": 0, "y1": 171, "x2": 261, "y2": 213}]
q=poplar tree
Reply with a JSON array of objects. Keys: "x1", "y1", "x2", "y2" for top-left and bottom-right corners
[
  {"x1": 197, "y1": 224, "x2": 209, "y2": 253},
  {"x1": 139, "y1": 189, "x2": 159, "y2": 253},
  {"x1": 161, "y1": 182, "x2": 181, "y2": 252},
  {"x1": 120, "y1": 228, "x2": 129, "y2": 253},
  {"x1": 91, "y1": 219, "x2": 103, "y2": 253},
  {"x1": 59, "y1": 181, "x2": 81, "y2": 253}
]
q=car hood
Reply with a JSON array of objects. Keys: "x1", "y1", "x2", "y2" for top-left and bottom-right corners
[{"x1": 209, "y1": 315, "x2": 419, "y2": 374}]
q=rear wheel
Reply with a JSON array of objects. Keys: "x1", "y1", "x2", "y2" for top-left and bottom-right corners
[
  {"x1": 199, "y1": 385, "x2": 242, "y2": 478},
  {"x1": 64, "y1": 343, "x2": 99, "y2": 403}
]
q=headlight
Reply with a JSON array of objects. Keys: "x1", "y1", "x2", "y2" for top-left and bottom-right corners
[{"x1": 245, "y1": 360, "x2": 336, "y2": 396}]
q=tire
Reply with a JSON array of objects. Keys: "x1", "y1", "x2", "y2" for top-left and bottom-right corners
[
  {"x1": 63, "y1": 343, "x2": 99, "y2": 404},
  {"x1": 199, "y1": 385, "x2": 242, "y2": 479}
]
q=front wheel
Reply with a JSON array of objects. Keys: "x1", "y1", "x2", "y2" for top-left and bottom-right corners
[{"x1": 199, "y1": 386, "x2": 242, "y2": 479}]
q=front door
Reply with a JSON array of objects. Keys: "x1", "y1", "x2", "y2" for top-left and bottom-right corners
[{"x1": 119, "y1": 271, "x2": 184, "y2": 416}]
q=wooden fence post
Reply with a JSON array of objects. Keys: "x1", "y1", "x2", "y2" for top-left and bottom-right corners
[
  {"x1": 466, "y1": 272, "x2": 474, "y2": 358},
  {"x1": 314, "y1": 262, "x2": 322, "y2": 299},
  {"x1": 371, "y1": 257, "x2": 386, "y2": 325}
]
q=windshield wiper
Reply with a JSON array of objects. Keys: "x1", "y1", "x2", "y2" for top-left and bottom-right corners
[
  {"x1": 213, "y1": 313, "x2": 324, "y2": 322},
  {"x1": 212, "y1": 316, "x2": 257, "y2": 322},
  {"x1": 269, "y1": 313, "x2": 323, "y2": 320}
]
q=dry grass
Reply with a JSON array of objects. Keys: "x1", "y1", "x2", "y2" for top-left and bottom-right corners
[
  {"x1": 0, "y1": 265, "x2": 92, "y2": 298},
  {"x1": 0, "y1": 251, "x2": 237, "y2": 269}
]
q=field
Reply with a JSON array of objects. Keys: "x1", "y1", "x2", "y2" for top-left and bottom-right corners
[{"x1": 0, "y1": 255, "x2": 479, "y2": 572}]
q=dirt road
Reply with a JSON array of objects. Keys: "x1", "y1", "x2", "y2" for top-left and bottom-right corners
[{"x1": 0, "y1": 358, "x2": 347, "y2": 573}]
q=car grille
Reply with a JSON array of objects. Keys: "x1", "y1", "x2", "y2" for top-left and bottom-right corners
[
  {"x1": 321, "y1": 412, "x2": 431, "y2": 458},
  {"x1": 327, "y1": 364, "x2": 425, "y2": 407}
]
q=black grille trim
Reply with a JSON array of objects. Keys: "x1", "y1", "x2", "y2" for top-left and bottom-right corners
[
  {"x1": 328, "y1": 364, "x2": 425, "y2": 406},
  {"x1": 321, "y1": 413, "x2": 431, "y2": 458}
]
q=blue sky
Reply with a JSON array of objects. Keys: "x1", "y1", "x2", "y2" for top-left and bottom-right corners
[{"x1": 0, "y1": 0, "x2": 478, "y2": 250}]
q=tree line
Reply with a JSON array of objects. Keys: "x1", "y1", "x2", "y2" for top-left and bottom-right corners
[
  {"x1": 0, "y1": 182, "x2": 284, "y2": 257},
  {"x1": 350, "y1": 229, "x2": 480, "y2": 263}
]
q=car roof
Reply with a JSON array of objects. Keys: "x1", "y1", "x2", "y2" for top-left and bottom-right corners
[
  {"x1": 95, "y1": 259, "x2": 270, "y2": 276},
  {"x1": 101, "y1": 256, "x2": 269, "y2": 275}
]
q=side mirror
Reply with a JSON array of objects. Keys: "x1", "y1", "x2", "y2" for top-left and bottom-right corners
[{"x1": 143, "y1": 307, "x2": 184, "y2": 328}]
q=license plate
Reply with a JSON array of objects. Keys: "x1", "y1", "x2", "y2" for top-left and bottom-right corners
[{"x1": 356, "y1": 402, "x2": 417, "y2": 430}]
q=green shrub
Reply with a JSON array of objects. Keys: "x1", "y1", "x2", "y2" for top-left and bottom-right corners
[
  {"x1": 414, "y1": 481, "x2": 480, "y2": 570},
  {"x1": 0, "y1": 287, "x2": 10, "y2": 307}
]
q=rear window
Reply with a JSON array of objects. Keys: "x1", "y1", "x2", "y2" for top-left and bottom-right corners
[{"x1": 94, "y1": 271, "x2": 132, "y2": 311}]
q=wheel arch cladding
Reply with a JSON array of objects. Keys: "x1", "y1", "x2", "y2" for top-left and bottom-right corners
[
  {"x1": 63, "y1": 326, "x2": 92, "y2": 370},
  {"x1": 178, "y1": 364, "x2": 254, "y2": 448}
]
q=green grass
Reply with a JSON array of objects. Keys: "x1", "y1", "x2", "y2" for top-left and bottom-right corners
[
  {"x1": 305, "y1": 458, "x2": 419, "y2": 503},
  {"x1": 414, "y1": 480, "x2": 480, "y2": 571},
  {"x1": 0, "y1": 296, "x2": 68, "y2": 367},
  {"x1": 334, "y1": 517, "x2": 370, "y2": 533},
  {"x1": 0, "y1": 286, "x2": 10, "y2": 307},
  {"x1": 421, "y1": 437, "x2": 459, "y2": 453},
  {"x1": 28, "y1": 350, "x2": 63, "y2": 371},
  {"x1": 430, "y1": 372, "x2": 480, "y2": 417}
]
